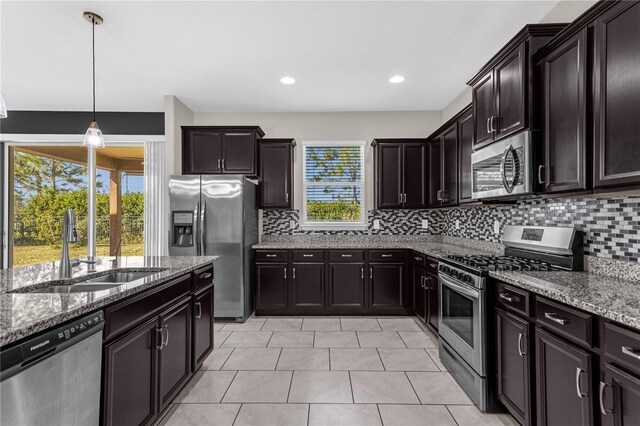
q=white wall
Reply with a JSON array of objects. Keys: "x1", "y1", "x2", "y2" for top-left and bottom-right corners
[
  {"x1": 441, "y1": 87, "x2": 472, "y2": 123},
  {"x1": 193, "y1": 111, "x2": 442, "y2": 217}
]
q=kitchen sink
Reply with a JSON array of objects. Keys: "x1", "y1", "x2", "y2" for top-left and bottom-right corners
[
  {"x1": 25, "y1": 283, "x2": 124, "y2": 293},
  {"x1": 79, "y1": 271, "x2": 159, "y2": 284}
]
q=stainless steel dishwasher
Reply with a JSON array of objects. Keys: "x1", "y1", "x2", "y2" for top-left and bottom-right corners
[{"x1": 1, "y1": 311, "x2": 105, "y2": 426}]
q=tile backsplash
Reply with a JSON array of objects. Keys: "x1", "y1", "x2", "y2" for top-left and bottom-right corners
[{"x1": 262, "y1": 195, "x2": 640, "y2": 263}]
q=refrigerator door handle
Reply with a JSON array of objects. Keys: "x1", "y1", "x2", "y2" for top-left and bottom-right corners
[
  {"x1": 195, "y1": 201, "x2": 201, "y2": 256},
  {"x1": 200, "y1": 201, "x2": 207, "y2": 256}
]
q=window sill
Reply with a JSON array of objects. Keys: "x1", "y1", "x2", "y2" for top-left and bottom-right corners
[{"x1": 299, "y1": 223, "x2": 368, "y2": 231}]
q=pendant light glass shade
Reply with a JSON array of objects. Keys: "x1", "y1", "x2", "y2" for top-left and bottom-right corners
[
  {"x1": 0, "y1": 94, "x2": 7, "y2": 119},
  {"x1": 83, "y1": 121, "x2": 105, "y2": 148}
]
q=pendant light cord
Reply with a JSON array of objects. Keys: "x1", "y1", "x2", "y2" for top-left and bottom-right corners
[{"x1": 92, "y1": 17, "x2": 96, "y2": 122}]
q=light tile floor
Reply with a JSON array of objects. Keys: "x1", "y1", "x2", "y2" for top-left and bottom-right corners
[{"x1": 159, "y1": 316, "x2": 518, "y2": 426}]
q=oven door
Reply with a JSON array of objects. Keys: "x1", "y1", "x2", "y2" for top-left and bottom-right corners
[
  {"x1": 471, "y1": 131, "x2": 533, "y2": 200},
  {"x1": 438, "y1": 273, "x2": 485, "y2": 375}
]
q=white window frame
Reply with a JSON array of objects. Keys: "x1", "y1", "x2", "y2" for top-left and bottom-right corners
[{"x1": 301, "y1": 140, "x2": 366, "y2": 230}]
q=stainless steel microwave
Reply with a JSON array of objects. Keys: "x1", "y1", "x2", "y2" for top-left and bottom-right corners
[{"x1": 471, "y1": 131, "x2": 534, "y2": 200}]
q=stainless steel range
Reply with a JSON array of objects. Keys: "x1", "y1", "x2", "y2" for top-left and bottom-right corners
[{"x1": 438, "y1": 225, "x2": 583, "y2": 412}]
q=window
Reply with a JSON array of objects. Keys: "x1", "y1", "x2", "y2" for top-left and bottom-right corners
[{"x1": 302, "y1": 141, "x2": 365, "y2": 229}]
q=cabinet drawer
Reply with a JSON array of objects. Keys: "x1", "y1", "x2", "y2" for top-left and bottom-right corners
[
  {"x1": 411, "y1": 252, "x2": 426, "y2": 267},
  {"x1": 292, "y1": 250, "x2": 325, "y2": 262},
  {"x1": 255, "y1": 250, "x2": 288, "y2": 262},
  {"x1": 496, "y1": 282, "x2": 530, "y2": 317},
  {"x1": 535, "y1": 297, "x2": 593, "y2": 347},
  {"x1": 328, "y1": 250, "x2": 365, "y2": 262},
  {"x1": 604, "y1": 322, "x2": 640, "y2": 375},
  {"x1": 105, "y1": 275, "x2": 191, "y2": 341},
  {"x1": 193, "y1": 265, "x2": 214, "y2": 290},
  {"x1": 369, "y1": 250, "x2": 405, "y2": 263}
]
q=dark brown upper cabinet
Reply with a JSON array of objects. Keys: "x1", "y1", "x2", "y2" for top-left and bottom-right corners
[
  {"x1": 468, "y1": 24, "x2": 566, "y2": 149},
  {"x1": 427, "y1": 124, "x2": 458, "y2": 208},
  {"x1": 593, "y1": 1, "x2": 640, "y2": 189},
  {"x1": 539, "y1": 28, "x2": 589, "y2": 194},
  {"x1": 182, "y1": 126, "x2": 264, "y2": 176},
  {"x1": 259, "y1": 139, "x2": 295, "y2": 210},
  {"x1": 458, "y1": 106, "x2": 474, "y2": 204},
  {"x1": 372, "y1": 139, "x2": 427, "y2": 209}
]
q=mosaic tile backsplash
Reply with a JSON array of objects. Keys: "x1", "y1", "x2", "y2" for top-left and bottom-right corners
[{"x1": 261, "y1": 195, "x2": 640, "y2": 263}]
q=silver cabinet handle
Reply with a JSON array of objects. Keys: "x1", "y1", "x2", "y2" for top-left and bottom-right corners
[
  {"x1": 217, "y1": 158, "x2": 221, "y2": 169},
  {"x1": 221, "y1": 158, "x2": 225, "y2": 169},
  {"x1": 622, "y1": 346, "x2": 640, "y2": 360},
  {"x1": 414, "y1": 256, "x2": 422, "y2": 261},
  {"x1": 498, "y1": 292, "x2": 518, "y2": 303},
  {"x1": 286, "y1": 193, "x2": 289, "y2": 203},
  {"x1": 293, "y1": 267, "x2": 296, "y2": 279},
  {"x1": 538, "y1": 165, "x2": 546, "y2": 184},
  {"x1": 491, "y1": 116, "x2": 497, "y2": 132},
  {"x1": 162, "y1": 324, "x2": 169, "y2": 347},
  {"x1": 266, "y1": 254, "x2": 277, "y2": 258},
  {"x1": 284, "y1": 268, "x2": 287, "y2": 279},
  {"x1": 599, "y1": 381, "x2": 611, "y2": 415},
  {"x1": 361, "y1": 268, "x2": 364, "y2": 279},
  {"x1": 486, "y1": 117, "x2": 492, "y2": 134},
  {"x1": 200, "y1": 272, "x2": 212, "y2": 281},
  {"x1": 544, "y1": 312, "x2": 569, "y2": 325},
  {"x1": 518, "y1": 333, "x2": 525, "y2": 357},
  {"x1": 195, "y1": 302, "x2": 202, "y2": 319},
  {"x1": 381, "y1": 254, "x2": 392, "y2": 258},
  {"x1": 370, "y1": 267, "x2": 373, "y2": 279},
  {"x1": 576, "y1": 368, "x2": 587, "y2": 398},
  {"x1": 303, "y1": 254, "x2": 314, "y2": 258},
  {"x1": 156, "y1": 327, "x2": 164, "y2": 350},
  {"x1": 341, "y1": 254, "x2": 352, "y2": 258},
  {"x1": 420, "y1": 276, "x2": 425, "y2": 289},
  {"x1": 403, "y1": 193, "x2": 407, "y2": 203},
  {"x1": 398, "y1": 192, "x2": 402, "y2": 205}
]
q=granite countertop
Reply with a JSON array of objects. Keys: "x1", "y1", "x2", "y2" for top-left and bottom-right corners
[
  {"x1": 490, "y1": 270, "x2": 640, "y2": 331},
  {"x1": 0, "y1": 256, "x2": 218, "y2": 347}
]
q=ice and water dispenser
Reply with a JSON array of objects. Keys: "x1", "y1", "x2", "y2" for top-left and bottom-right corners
[{"x1": 171, "y1": 211, "x2": 194, "y2": 247}]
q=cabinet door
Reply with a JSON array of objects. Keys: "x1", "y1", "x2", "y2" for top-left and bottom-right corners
[
  {"x1": 403, "y1": 143, "x2": 427, "y2": 208},
  {"x1": 458, "y1": 110, "x2": 474, "y2": 203},
  {"x1": 222, "y1": 132, "x2": 256, "y2": 175},
  {"x1": 601, "y1": 363, "x2": 640, "y2": 426},
  {"x1": 426, "y1": 275, "x2": 439, "y2": 333},
  {"x1": 427, "y1": 139, "x2": 442, "y2": 207},
  {"x1": 158, "y1": 299, "x2": 192, "y2": 411},
  {"x1": 259, "y1": 142, "x2": 292, "y2": 209},
  {"x1": 441, "y1": 124, "x2": 459, "y2": 207},
  {"x1": 291, "y1": 263, "x2": 325, "y2": 308},
  {"x1": 327, "y1": 263, "x2": 365, "y2": 308},
  {"x1": 536, "y1": 327, "x2": 593, "y2": 426},
  {"x1": 193, "y1": 286, "x2": 214, "y2": 371},
  {"x1": 369, "y1": 263, "x2": 405, "y2": 309},
  {"x1": 377, "y1": 143, "x2": 403, "y2": 209},
  {"x1": 496, "y1": 308, "x2": 532, "y2": 426},
  {"x1": 473, "y1": 71, "x2": 495, "y2": 148},
  {"x1": 495, "y1": 43, "x2": 526, "y2": 139},
  {"x1": 103, "y1": 318, "x2": 158, "y2": 426},
  {"x1": 593, "y1": 2, "x2": 640, "y2": 189},
  {"x1": 413, "y1": 266, "x2": 427, "y2": 322},
  {"x1": 256, "y1": 263, "x2": 289, "y2": 309},
  {"x1": 183, "y1": 130, "x2": 222, "y2": 174},
  {"x1": 542, "y1": 29, "x2": 588, "y2": 193}
]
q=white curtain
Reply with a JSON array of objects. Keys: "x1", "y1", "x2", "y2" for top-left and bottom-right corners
[{"x1": 144, "y1": 140, "x2": 166, "y2": 256}]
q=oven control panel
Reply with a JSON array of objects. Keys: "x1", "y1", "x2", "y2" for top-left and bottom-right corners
[{"x1": 438, "y1": 263, "x2": 484, "y2": 289}]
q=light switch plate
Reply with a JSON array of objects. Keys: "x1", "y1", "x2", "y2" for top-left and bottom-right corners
[
  {"x1": 421, "y1": 219, "x2": 428, "y2": 229},
  {"x1": 493, "y1": 220, "x2": 500, "y2": 235},
  {"x1": 373, "y1": 219, "x2": 381, "y2": 230},
  {"x1": 455, "y1": 219, "x2": 460, "y2": 230}
]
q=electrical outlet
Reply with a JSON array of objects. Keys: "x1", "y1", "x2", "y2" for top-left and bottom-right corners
[
  {"x1": 494, "y1": 220, "x2": 500, "y2": 235},
  {"x1": 455, "y1": 219, "x2": 460, "y2": 230},
  {"x1": 373, "y1": 219, "x2": 381, "y2": 230},
  {"x1": 290, "y1": 220, "x2": 297, "y2": 229},
  {"x1": 421, "y1": 219, "x2": 428, "y2": 229}
]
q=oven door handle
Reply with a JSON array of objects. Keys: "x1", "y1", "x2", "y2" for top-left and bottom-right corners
[{"x1": 439, "y1": 274, "x2": 480, "y2": 299}]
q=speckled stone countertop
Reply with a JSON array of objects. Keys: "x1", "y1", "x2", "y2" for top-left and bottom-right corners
[
  {"x1": 490, "y1": 270, "x2": 640, "y2": 330},
  {"x1": 253, "y1": 235, "x2": 504, "y2": 258},
  {"x1": 0, "y1": 256, "x2": 218, "y2": 347}
]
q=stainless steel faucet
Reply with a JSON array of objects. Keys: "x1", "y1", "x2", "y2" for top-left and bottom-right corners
[
  {"x1": 111, "y1": 239, "x2": 123, "y2": 268},
  {"x1": 59, "y1": 209, "x2": 78, "y2": 279}
]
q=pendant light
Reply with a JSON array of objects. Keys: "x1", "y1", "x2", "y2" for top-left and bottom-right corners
[
  {"x1": 83, "y1": 12, "x2": 105, "y2": 148},
  {"x1": 0, "y1": 94, "x2": 7, "y2": 119}
]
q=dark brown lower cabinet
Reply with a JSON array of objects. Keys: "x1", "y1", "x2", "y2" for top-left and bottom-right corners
[
  {"x1": 496, "y1": 308, "x2": 532, "y2": 426},
  {"x1": 256, "y1": 263, "x2": 289, "y2": 309},
  {"x1": 158, "y1": 299, "x2": 192, "y2": 411},
  {"x1": 327, "y1": 263, "x2": 365, "y2": 308},
  {"x1": 291, "y1": 263, "x2": 325, "y2": 309},
  {"x1": 192, "y1": 285, "x2": 214, "y2": 371},
  {"x1": 426, "y1": 274, "x2": 439, "y2": 333},
  {"x1": 535, "y1": 327, "x2": 594, "y2": 426},
  {"x1": 369, "y1": 263, "x2": 405, "y2": 309},
  {"x1": 413, "y1": 265, "x2": 427, "y2": 322},
  {"x1": 103, "y1": 318, "x2": 158, "y2": 426},
  {"x1": 601, "y1": 363, "x2": 640, "y2": 426}
]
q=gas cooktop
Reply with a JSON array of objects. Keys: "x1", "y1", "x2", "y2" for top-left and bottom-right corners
[{"x1": 444, "y1": 255, "x2": 555, "y2": 272}]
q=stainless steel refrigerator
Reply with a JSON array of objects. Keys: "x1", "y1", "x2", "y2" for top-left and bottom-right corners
[{"x1": 169, "y1": 175, "x2": 258, "y2": 321}]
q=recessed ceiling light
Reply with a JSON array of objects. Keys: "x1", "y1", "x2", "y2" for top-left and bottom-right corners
[
  {"x1": 280, "y1": 76, "x2": 295, "y2": 85},
  {"x1": 389, "y1": 75, "x2": 405, "y2": 84}
]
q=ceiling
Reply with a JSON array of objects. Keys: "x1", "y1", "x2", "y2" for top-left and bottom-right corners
[{"x1": 1, "y1": 1, "x2": 560, "y2": 113}]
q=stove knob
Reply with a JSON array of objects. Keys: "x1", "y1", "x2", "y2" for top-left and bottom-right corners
[
  {"x1": 451, "y1": 270, "x2": 459, "y2": 279},
  {"x1": 463, "y1": 274, "x2": 472, "y2": 283}
]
